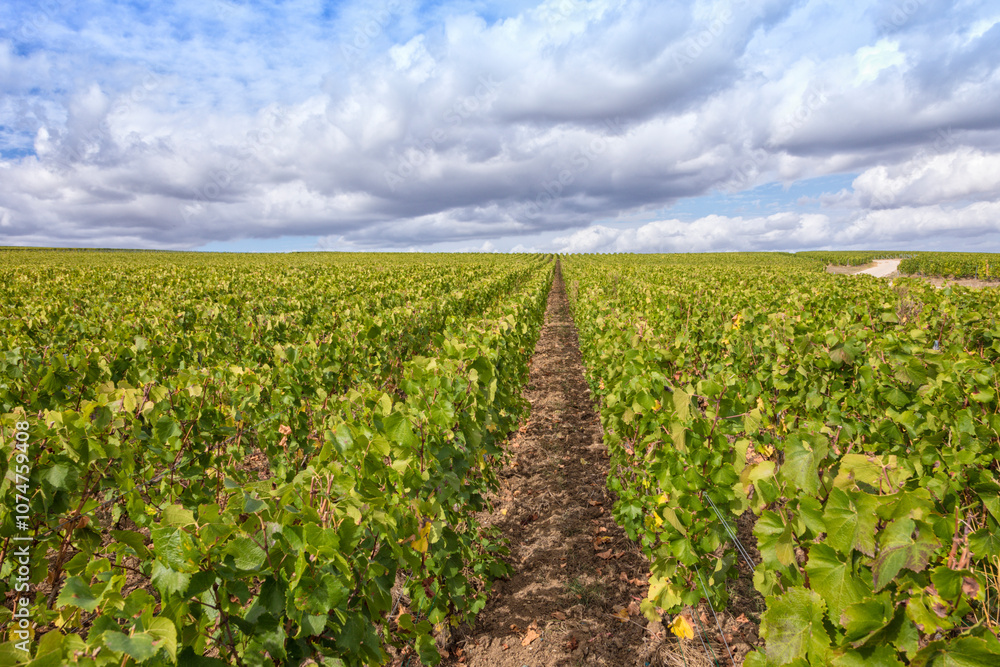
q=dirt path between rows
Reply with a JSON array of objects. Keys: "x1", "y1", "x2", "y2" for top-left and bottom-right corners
[
  {"x1": 442, "y1": 264, "x2": 655, "y2": 666},
  {"x1": 856, "y1": 258, "x2": 901, "y2": 277}
]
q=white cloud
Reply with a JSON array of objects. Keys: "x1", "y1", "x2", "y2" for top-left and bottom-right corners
[
  {"x1": 851, "y1": 147, "x2": 1000, "y2": 208},
  {"x1": 553, "y1": 212, "x2": 835, "y2": 253},
  {"x1": 967, "y1": 16, "x2": 999, "y2": 43},
  {"x1": 854, "y1": 39, "x2": 905, "y2": 85},
  {"x1": 554, "y1": 200, "x2": 1000, "y2": 254}
]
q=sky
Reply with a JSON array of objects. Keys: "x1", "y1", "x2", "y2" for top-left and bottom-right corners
[{"x1": 1, "y1": 0, "x2": 999, "y2": 253}]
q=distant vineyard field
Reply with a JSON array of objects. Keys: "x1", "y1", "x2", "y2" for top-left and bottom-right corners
[{"x1": 799, "y1": 250, "x2": 1000, "y2": 280}]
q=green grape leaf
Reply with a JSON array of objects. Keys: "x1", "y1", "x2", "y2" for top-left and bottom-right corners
[
  {"x1": 841, "y1": 594, "x2": 896, "y2": 646},
  {"x1": 151, "y1": 561, "x2": 191, "y2": 596},
  {"x1": 760, "y1": 587, "x2": 830, "y2": 665},
  {"x1": 781, "y1": 435, "x2": 828, "y2": 496},
  {"x1": 384, "y1": 411, "x2": 417, "y2": 447},
  {"x1": 161, "y1": 504, "x2": 196, "y2": 527},
  {"x1": 56, "y1": 576, "x2": 100, "y2": 612},
  {"x1": 805, "y1": 543, "x2": 872, "y2": 624},
  {"x1": 145, "y1": 617, "x2": 178, "y2": 662},
  {"x1": 832, "y1": 645, "x2": 905, "y2": 667},
  {"x1": 969, "y1": 528, "x2": 1000, "y2": 558},
  {"x1": 872, "y1": 518, "x2": 939, "y2": 591},
  {"x1": 103, "y1": 631, "x2": 157, "y2": 661},
  {"x1": 110, "y1": 529, "x2": 152, "y2": 559},
  {"x1": 153, "y1": 416, "x2": 182, "y2": 443},
  {"x1": 911, "y1": 637, "x2": 1000, "y2": 667},
  {"x1": 824, "y1": 488, "x2": 879, "y2": 556},
  {"x1": 227, "y1": 536, "x2": 267, "y2": 571},
  {"x1": 672, "y1": 387, "x2": 691, "y2": 421},
  {"x1": 755, "y1": 510, "x2": 796, "y2": 568}
]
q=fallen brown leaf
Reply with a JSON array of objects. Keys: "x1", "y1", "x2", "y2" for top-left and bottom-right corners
[
  {"x1": 552, "y1": 611, "x2": 567, "y2": 620},
  {"x1": 522, "y1": 629, "x2": 540, "y2": 646},
  {"x1": 519, "y1": 512, "x2": 540, "y2": 526},
  {"x1": 596, "y1": 549, "x2": 613, "y2": 559}
]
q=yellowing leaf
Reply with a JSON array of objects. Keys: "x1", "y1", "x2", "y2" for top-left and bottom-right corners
[
  {"x1": 411, "y1": 521, "x2": 431, "y2": 554},
  {"x1": 670, "y1": 614, "x2": 694, "y2": 639},
  {"x1": 613, "y1": 608, "x2": 630, "y2": 622}
]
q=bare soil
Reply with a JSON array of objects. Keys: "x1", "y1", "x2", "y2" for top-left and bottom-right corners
[
  {"x1": 439, "y1": 266, "x2": 762, "y2": 667},
  {"x1": 439, "y1": 266, "x2": 650, "y2": 666}
]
